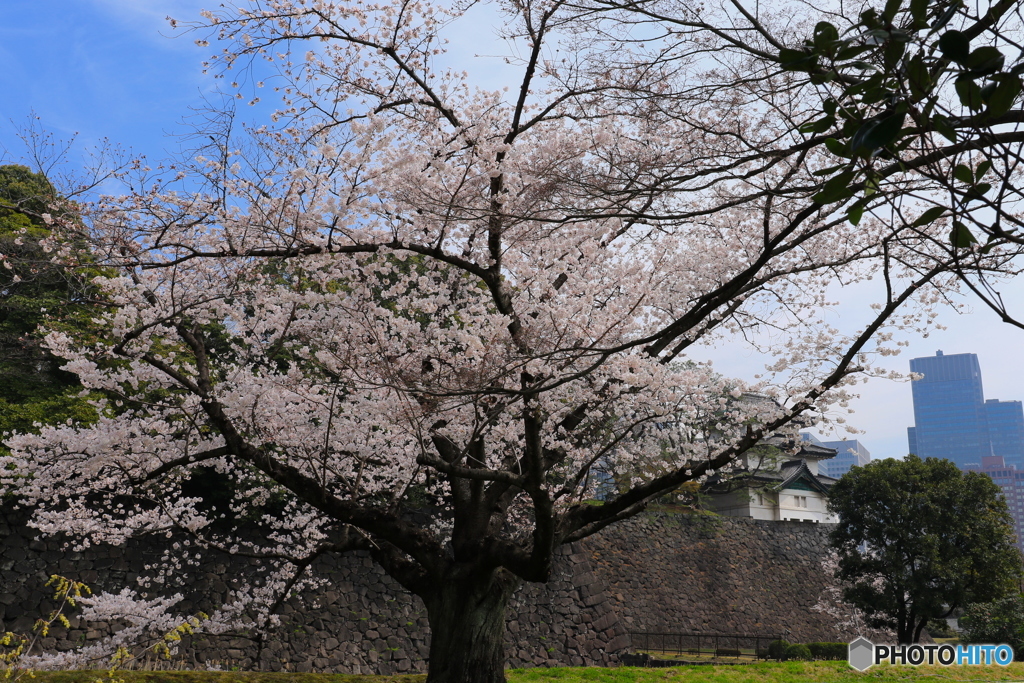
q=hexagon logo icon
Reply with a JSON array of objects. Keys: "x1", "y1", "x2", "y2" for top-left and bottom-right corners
[{"x1": 848, "y1": 637, "x2": 875, "y2": 671}]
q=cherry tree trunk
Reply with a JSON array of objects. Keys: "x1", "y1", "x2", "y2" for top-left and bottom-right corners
[{"x1": 423, "y1": 568, "x2": 519, "y2": 683}]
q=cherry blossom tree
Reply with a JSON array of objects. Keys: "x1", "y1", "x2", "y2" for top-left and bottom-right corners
[{"x1": 3, "y1": 0, "x2": 1024, "y2": 680}]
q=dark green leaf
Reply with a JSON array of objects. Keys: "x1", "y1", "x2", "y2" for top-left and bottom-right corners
[
  {"x1": 966, "y1": 46, "x2": 1005, "y2": 76},
  {"x1": 954, "y1": 164, "x2": 973, "y2": 184},
  {"x1": 848, "y1": 202, "x2": 865, "y2": 225},
  {"x1": 938, "y1": 31, "x2": 970, "y2": 64},
  {"x1": 837, "y1": 45, "x2": 872, "y2": 60},
  {"x1": 799, "y1": 116, "x2": 829, "y2": 134},
  {"x1": 913, "y1": 206, "x2": 946, "y2": 226},
  {"x1": 854, "y1": 112, "x2": 907, "y2": 152},
  {"x1": 780, "y1": 48, "x2": 817, "y2": 72},
  {"x1": 851, "y1": 60, "x2": 880, "y2": 71},
  {"x1": 810, "y1": 71, "x2": 836, "y2": 85},
  {"x1": 950, "y1": 221, "x2": 978, "y2": 248},
  {"x1": 814, "y1": 115, "x2": 836, "y2": 132},
  {"x1": 851, "y1": 120, "x2": 878, "y2": 152},
  {"x1": 956, "y1": 77, "x2": 985, "y2": 110},
  {"x1": 966, "y1": 182, "x2": 992, "y2": 200},
  {"x1": 932, "y1": 114, "x2": 957, "y2": 142},
  {"x1": 985, "y1": 75, "x2": 1022, "y2": 117},
  {"x1": 884, "y1": 39, "x2": 907, "y2": 70},
  {"x1": 825, "y1": 137, "x2": 852, "y2": 158},
  {"x1": 883, "y1": 0, "x2": 902, "y2": 22},
  {"x1": 814, "y1": 22, "x2": 840, "y2": 50},
  {"x1": 907, "y1": 53, "x2": 933, "y2": 99},
  {"x1": 813, "y1": 186, "x2": 856, "y2": 205},
  {"x1": 933, "y1": 2, "x2": 960, "y2": 29},
  {"x1": 861, "y1": 83, "x2": 893, "y2": 104},
  {"x1": 977, "y1": 160, "x2": 992, "y2": 178},
  {"x1": 779, "y1": 48, "x2": 807, "y2": 64},
  {"x1": 813, "y1": 164, "x2": 848, "y2": 176},
  {"x1": 866, "y1": 29, "x2": 890, "y2": 42},
  {"x1": 910, "y1": 0, "x2": 929, "y2": 27},
  {"x1": 813, "y1": 170, "x2": 858, "y2": 204}
]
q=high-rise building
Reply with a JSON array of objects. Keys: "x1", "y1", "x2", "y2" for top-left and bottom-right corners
[
  {"x1": 985, "y1": 399, "x2": 1024, "y2": 465},
  {"x1": 907, "y1": 351, "x2": 1024, "y2": 469},
  {"x1": 966, "y1": 456, "x2": 1024, "y2": 555},
  {"x1": 907, "y1": 351, "x2": 989, "y2": 468},
  {"x1": 818, "y1": 439, "x2": 871, "y2": 478}
]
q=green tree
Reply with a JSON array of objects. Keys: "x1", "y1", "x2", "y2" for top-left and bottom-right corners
[
  {"x1": 961, "y1": 594, "x2": 1024, "y2": 653},
  {"x1": 777, "y1": 0, "x2": 1024, "y2": 251},
  {"x1": 828, "y1": 456, "x2": 1022, "y2": 643},
  {"x1": 0, "y1": 164, "x2": 100, "y2": 439}
]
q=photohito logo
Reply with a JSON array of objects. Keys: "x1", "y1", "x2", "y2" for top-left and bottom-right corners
[{"x1": 847, "y1": 637, "x2": 1014, "y2": 671}]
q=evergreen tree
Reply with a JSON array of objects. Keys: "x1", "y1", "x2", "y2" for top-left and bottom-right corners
[
  {"x1": 0, "y1": 165, "x2": 99, "y2": 438},
  {"x1": 828, "y1": 456, "x2": 1023, "y2": 643}
]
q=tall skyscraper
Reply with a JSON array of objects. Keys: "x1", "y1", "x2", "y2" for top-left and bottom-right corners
[
  {"x1": 985, "y1": 399, "x2": 1024, "y2": 465},
  {"x1": 818, "y1": 439, "x2": 871, "y2": 478},
  {"x1": 967, "y1": 456, "x2": 1024, "y2": 555},
  {"x1": 907, "y1": 351, "x2": 1024, "y2": 469}
]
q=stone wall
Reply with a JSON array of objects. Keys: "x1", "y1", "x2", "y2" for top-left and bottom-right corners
[
  {"x1": 1, "y1": 508, "x2": 870, "y2": 674},
  {"x1": 0, "y1": 508, "x2": 627, "y2": 674},
  {"x1": 581, "y1": 512, "x2": 882, "y2": 643}
]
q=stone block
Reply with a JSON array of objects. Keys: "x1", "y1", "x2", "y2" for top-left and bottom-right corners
[{"x1": 606, "y1": 634, "x2": 631, "y2": 652}]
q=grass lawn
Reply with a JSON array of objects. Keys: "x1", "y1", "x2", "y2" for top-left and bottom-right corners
[
  {"x1": 17, "y1": 662, "x2": 1024, "y2": 683},
  {"x1": 509, "y1": 661, "x2": 1024, "y2": 681}
]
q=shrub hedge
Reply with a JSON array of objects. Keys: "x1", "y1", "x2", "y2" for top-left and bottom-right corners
[
  {"x1": 784, "y1": 644, "x2": 813, "y2": 661},
  {"x1": 806, "y1": 642, "x2": 847, "y2": 660},
  {"x1": 767, "y1": 640, "x2": 790, "y2": 661},
  {"x1": 765, "y1": 640, "x2": 846, "y2": 661}
]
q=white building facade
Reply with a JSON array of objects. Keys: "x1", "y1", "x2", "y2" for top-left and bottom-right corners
[{"x1": 703, "y1": 442, "x2": 839, "y2": 523}]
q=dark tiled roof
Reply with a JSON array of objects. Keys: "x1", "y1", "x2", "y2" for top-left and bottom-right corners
[
  {"x1": 705, "y1": 458, "x2": 835, "y2": 495},
  {"x1": 795, "y1": 442, "x2": 839, "y2": 460}
]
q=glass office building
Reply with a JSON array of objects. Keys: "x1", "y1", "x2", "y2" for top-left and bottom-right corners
[
  {"x1": 907, "y1": 351, "x2": 1024, "y2": 469},
  {"x1": 967, "y1": 456, "x2": 1024, "y2": 555},
  {"x1": 985, "y1": 399, "x2": 1024, "y2": 466},
  {"x1": 818, "y1": 439, "x2": 871, "y2": 478}
]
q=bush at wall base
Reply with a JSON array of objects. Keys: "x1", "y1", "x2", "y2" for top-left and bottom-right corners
[
  {"x1": 784, "y1": 644, "x2": 813, "y2": 661},
  {"x1": 807, "y1": 642, "x2": 848, "y2": 660},
  {"x1": 767, "y1": 640, "x2": 790, "y2": 661}
]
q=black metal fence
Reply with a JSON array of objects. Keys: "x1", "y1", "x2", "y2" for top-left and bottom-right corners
[{"x1": 629, "y1": 632, "x2": 782, "y2": 660}]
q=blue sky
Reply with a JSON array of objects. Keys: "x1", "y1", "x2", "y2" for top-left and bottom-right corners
[
  {"x1": 3, "y1": 1, "x2": 1024, "y2": 460},
  {"x1": 0, "y1": 1, "x2": 213, "y2": 162}
]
